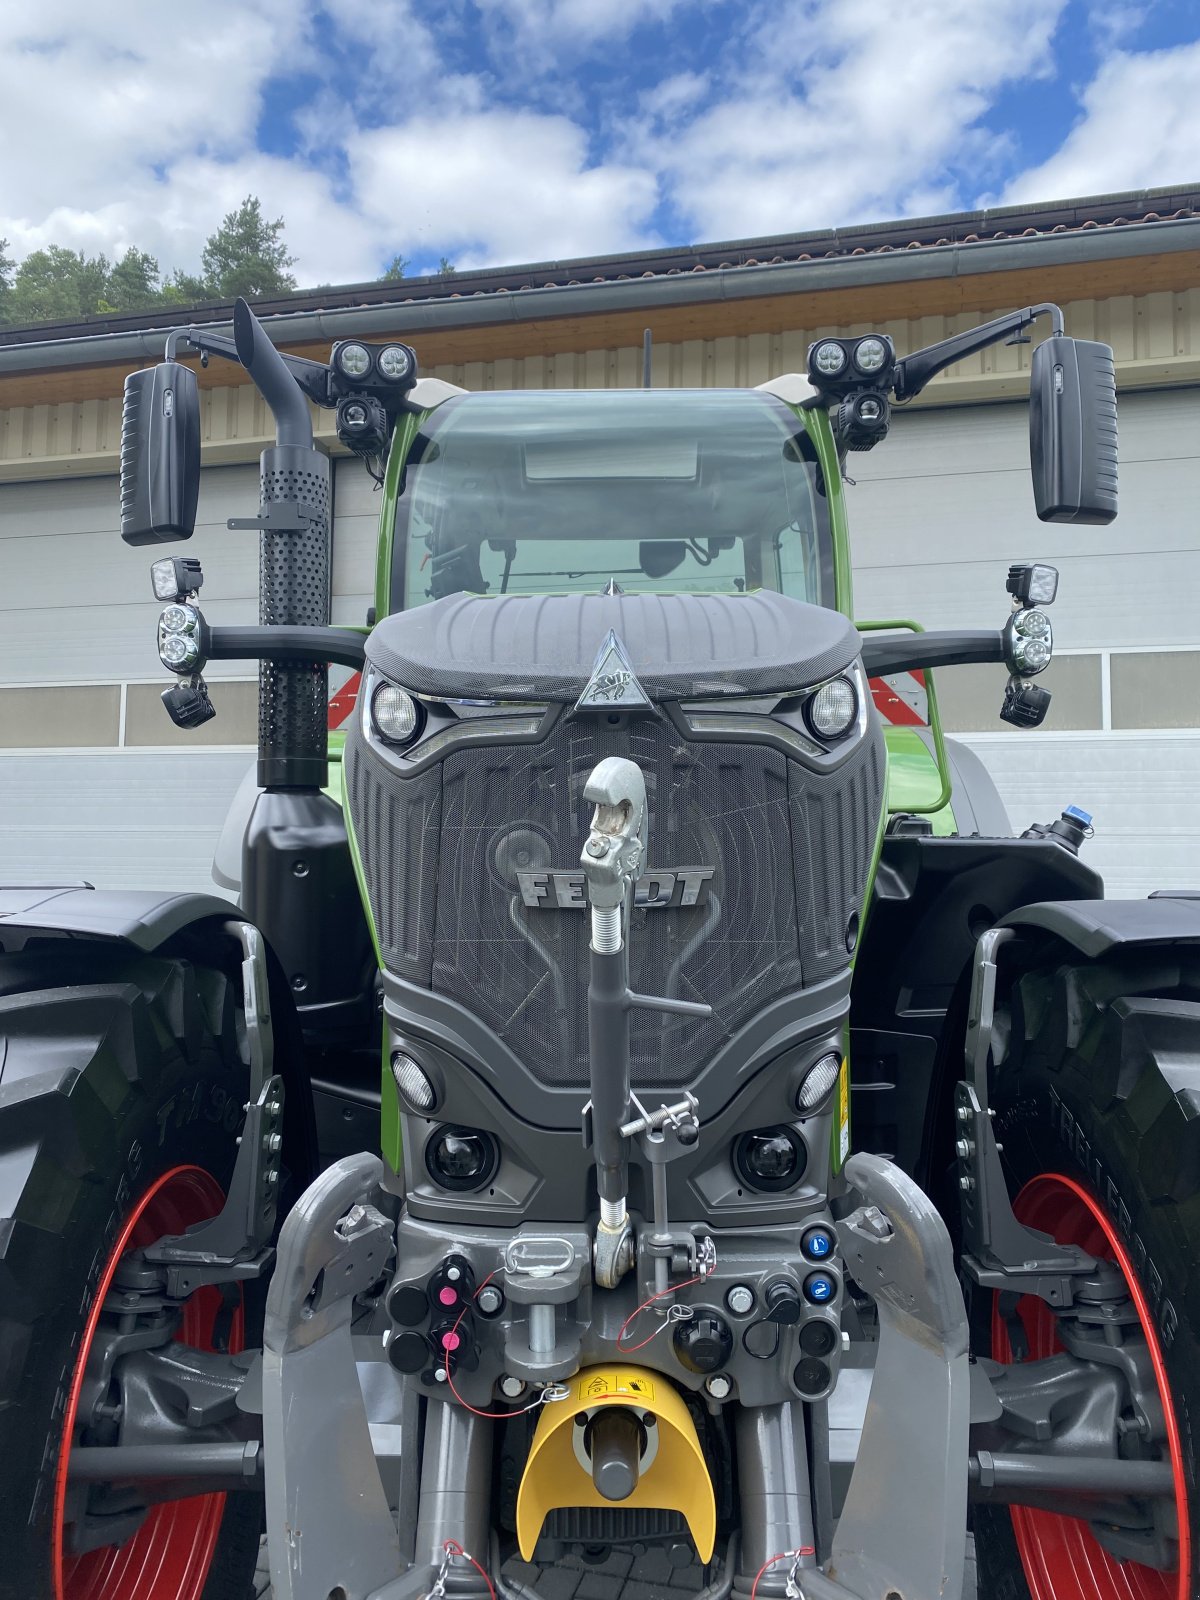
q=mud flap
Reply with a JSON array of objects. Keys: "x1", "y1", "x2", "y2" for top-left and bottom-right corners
[
  {"x1": 263, "y1": 1153, "x2": 401, "y2": 1600},
  {"x1": 804, "y1": 1152, "x2": 969, "y2": 1600}
]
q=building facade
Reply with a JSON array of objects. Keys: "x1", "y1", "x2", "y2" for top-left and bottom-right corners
[{"x1": 1, "y1": 186, "x2": 1198, "y2": 896}]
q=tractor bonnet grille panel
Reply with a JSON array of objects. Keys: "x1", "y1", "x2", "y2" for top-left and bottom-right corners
[
  {"x1": 347, "y1": 709, "x2": 884, "y2": 1091},
  {"x1": 431, "y1": 718, "x2": 800, "y2": 1087}
]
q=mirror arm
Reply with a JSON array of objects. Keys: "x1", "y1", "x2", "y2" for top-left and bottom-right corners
[
  {"x1": 893, "y1": 302, "x2": 1064, "y2": 401},
  {"x1": 206, "y1": 625, "x2": 365, "y2": 670},
  {"x1": 164, "y1": 321, "x2": 334, "y2": 412},
  {"x1": 862, "y1": 630, "x2": 1003, "y2": 676}
]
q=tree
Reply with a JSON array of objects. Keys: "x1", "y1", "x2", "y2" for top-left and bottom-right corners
[
  {"x1": 7, "y1": 245, "x2": 111, "y2": 324},
  {"x1": 200, "y1": 196, "x2": 296, "y2": 299},
  {"x1": 437, "y1": 257, "x2": 457, "y2": 278},
  {"x1": 382, "y1": 253, "x2": 409, "y2": 281},
  {"x1": 104, "y1": 247, "x2": 162, "y2": 311},
  {"x1": 160, "y1": 269, "x2": 213, "y2": 307},
  {"x1": 0, "y1": 239, "x2": 13, "y2": 323}
]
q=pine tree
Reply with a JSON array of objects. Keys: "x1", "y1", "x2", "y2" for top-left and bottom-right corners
[
  {"x1": 104, "y1": 247, "x2": 162, "y2": 311},
  {"x1": 199, "y1": 196, "x2": 297, "y2": 299},
  {"x1": 0, "y1": 239, "x2": 13, "y2": 324},
  {"x1": 382, "y1": 253, "x2": 409, "y2": 281}
]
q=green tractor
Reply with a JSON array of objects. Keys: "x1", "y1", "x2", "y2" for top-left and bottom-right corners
[{"x1": 1, "y1": 291, "x2": 1194, "y2": 1600}]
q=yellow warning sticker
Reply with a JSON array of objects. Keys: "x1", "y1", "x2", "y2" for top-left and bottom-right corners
[
  {"x1": 837, "y1": 1058, "x2": 851, "y2": 1169},
  {"x1": 578, "y1": 1370, "x2": 656, "y2": 1403}
]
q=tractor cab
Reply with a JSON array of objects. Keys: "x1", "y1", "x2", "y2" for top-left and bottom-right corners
[{"x1": 377, "y1": 385, "x2": 841, "y2": 619}]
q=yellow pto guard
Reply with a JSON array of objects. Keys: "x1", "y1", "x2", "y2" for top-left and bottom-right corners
[{"x1": 516, "y1": 1365, "x2": 716, "y2": 1562}]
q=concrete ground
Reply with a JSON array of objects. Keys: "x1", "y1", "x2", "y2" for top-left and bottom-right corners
[
  {"x1": 255, "y1": 1537, "x2": 708, "y2": 1599},
  {"x1": 256, "y1": 1534, "x2": 977, "y2": 1596}
]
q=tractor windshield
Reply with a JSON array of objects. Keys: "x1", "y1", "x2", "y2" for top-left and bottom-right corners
[{"x1": 389, "y1": 388, "x2": 835, "y2": 612}]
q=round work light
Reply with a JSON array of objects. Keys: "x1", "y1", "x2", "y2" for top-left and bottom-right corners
[
  {"x1": 853, "y1": 336, "x2": 889, "y2": 374},
  {"x1": 336, "y1": 342, "x2": 372, "y2": 380},
  {"x1": 378, "y1": 345, "x2": 413, "y2": 382},
  {"x1": 811, "y1": 340, "x2": 847, "y2": 378}
]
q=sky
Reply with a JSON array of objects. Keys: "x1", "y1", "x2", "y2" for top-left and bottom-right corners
[{"x1": 2, "y1": 0, "x2": 1199, "y2": 288}]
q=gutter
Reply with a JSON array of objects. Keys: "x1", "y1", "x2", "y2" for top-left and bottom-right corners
[{"x1": 2, "y1": 217, "x2": 1199, "y2": 377}]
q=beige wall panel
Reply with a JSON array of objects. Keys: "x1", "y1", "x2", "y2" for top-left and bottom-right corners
[
  {"x1": 0, "y1": 684, "x2": 120, "y2": 747},
  {"x1": 1111, "y1": 651, "x2": 1200, "y2": 728},
  {"x1": 933, "y1": 656, "x2": 1102, "y2": 733},
  {"x1": 124, "y1": 679, "x2": 258, "y2": 746}
]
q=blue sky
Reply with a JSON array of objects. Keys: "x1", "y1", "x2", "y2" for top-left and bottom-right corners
[{"x1": 2, "y1": 0, "x2": 1199, "y2": 287}]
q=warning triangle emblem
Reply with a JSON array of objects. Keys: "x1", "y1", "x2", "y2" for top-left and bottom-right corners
[{"x1": 575, "y1": 630, "x2": 650, "y2": 710}]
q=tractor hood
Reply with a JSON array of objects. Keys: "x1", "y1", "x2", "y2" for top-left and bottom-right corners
[{"x1": 365, "y1": 590, "x2": 860, "y2": 702}]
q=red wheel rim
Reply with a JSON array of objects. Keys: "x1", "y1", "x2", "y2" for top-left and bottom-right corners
[
  {"x1": 991, "y1": 1173, "x2": 1191, "y2": 1600},
  {"x1": 52, "y1": 1165, "x2": 245, "y2": 1600}
]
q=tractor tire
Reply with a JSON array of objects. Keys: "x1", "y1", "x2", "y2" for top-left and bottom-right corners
[
  {"x1": 971, "y1": 944, "x2": 1200, "y2": 1600},
  {"x1": 0, "y1": 937, "x2": 271, "y2": 1600}
]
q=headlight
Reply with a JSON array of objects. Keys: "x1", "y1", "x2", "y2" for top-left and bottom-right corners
[
  {"x1": 853, "y1": 336, "x2": 888, "y2": 374},
  {"x1": 1004, "y1": 609, "x2": 1054, "y2": 676},
  {"x1": 377, "y1": 344, "x2": 413, "y2": 382},
  {"x1": 371, "y1": 681, "x2": 423, "y2": 745},
  {"x1": 805, "y1": 676, "x2": 858, "y2": 740},
  {"x1": 811, "y1": 340, "x2": 847, "y2": 378},
  {"x1": 425, "y1": 1126, "x2": 498, "y2": 1192},
  {"x1": 796, "y1": 1052, "x2": 841, "y2": 1112},
  {"x1": 335, "y1": 342, "x2": 372, "y2": 380},
  {"x1": 157, "y1": 602, "x2": 202, "y2": 674},
  {"x1": 391, "y1": 1050, "x2": 439, "y2": 1113},
  {"x1": 734, "y1": 1126, "x2": 807, "y2": 1193}
]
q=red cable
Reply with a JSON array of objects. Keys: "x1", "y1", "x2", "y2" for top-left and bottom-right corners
[
  {"x1": 616, "y1": 1274, "x2": 704, "y2": 1353},
  {"x1": 442, "y1": 1271, "x2": 553, "y2": 1419},
  {"x1": 443, "y1": 1538, "x2": 497, "y2": 1600},
  {"x1": 749, "y1": 1548, "x2": 817, "y2": 1600}
]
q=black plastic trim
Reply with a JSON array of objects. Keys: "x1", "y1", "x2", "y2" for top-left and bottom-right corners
[
  {"x1": 999, "y1": 897, "x2": 1200, "y2": 958},
  {"x1": 0, "y1": 886, "x2": 238, "y2": 952}
]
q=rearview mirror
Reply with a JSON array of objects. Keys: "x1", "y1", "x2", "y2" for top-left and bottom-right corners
[
  {"x1": 1029, "y1": 335, "x2": 1117, "y2": 525},
  {"x1": 639, "y1": 540, "x2": 687, "y2": 578},
  {"x1": 120, "y1": 361, "x2": 201, "y2": 545}
]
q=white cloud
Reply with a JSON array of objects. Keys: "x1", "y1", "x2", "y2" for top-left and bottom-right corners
[
  {"x1": 1002, "y1": 41, "x2": 1200, "y2": 205},
  {"x1": 7, "y1": 0, "x2": 1179, "y2": 297},
  {"x1": 476, "y1": 0, "x2": 707, "y2": 52},
  {"x1": 348, "y1": 110, "x2": 660, "y2": 265},
  {"x1": 630, "y1": 0, "x2": 1069, "y2": 239}
]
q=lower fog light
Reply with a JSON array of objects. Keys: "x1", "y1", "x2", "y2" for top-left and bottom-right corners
[
  {"x1": 425, "y1": 1125, "x2": 498, "y2": 1192},
  {"x1": 734, "y1": 1126, "x2": 807, "y2": 1193}
]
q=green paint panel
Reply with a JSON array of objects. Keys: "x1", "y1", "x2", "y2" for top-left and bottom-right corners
[{"x1": 883, "y1": 728, "x2": 957, "y2": 834}]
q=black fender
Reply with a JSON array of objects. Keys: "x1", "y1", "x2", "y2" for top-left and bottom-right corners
[
  {"x1": 0, "y1": 884, "x2": 319, "y2": 1184},
  {"x1": 0, "y1": 884, "x2": 238, "y2": 951},
  {"x1": 1000, "y1": 895, "x2": 1200, "y2": 958}
]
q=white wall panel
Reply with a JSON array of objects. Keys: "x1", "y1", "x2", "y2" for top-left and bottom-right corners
[
  {"x1": 960, "y1": 734, "x2": 1200, "y2": 897},
  {"x1": 0, "y1": 751, "x2": 248, "y2": 896},
  {"x1": 850, "y1": 390, "x2": 1200, "y2": 648}
]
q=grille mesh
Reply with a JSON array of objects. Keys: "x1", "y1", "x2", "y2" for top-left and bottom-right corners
[
  {"x1": 429, "y1": 716, "x2": 800, "y2": 1086},
  {"x1": 350, "y1": 708, "x2": 883, "y2": 1090}
]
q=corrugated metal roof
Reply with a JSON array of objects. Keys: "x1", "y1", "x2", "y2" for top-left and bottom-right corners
[{"x1": 1, "y1": 183, "x2": 1196, "y2": 347}]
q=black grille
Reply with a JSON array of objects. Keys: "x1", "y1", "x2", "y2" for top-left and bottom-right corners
[{"x1": 349, "y1": 708, "x2": 884, "y2": 1091}]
